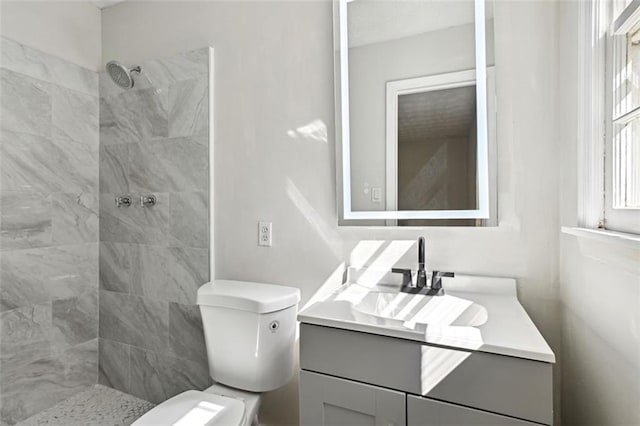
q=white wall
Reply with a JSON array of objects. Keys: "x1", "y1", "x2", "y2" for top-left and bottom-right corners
[
  {"x1": 560, "y1": 237, "x2": 640, "y2": 425},
  {"x1": 102, "y1": 1, "x2": 561, "y2": 424},
  {"x1": 0, "y1": 1, "x2": 101, "y2": 70},
  {"x1": 558, "y1": 2, "x2": 640, "y2": 425}
]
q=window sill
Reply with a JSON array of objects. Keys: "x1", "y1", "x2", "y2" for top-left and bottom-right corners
[{"x1": 561, "y1": 226, "x2": 640, "y2": 249}]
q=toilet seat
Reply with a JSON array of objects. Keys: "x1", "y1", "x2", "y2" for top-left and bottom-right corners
[{"x1": 133, "y1": 390, "x2": 246, "y2": 425}]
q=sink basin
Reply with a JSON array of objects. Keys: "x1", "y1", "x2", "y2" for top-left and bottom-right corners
[{"x1": 344, "y1": 286, "x2": 488, "y2": 328}]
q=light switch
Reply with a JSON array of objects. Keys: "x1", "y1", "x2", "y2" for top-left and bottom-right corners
[{"x1": 371, "y1": 187, "x2": 382, "y2": 203}]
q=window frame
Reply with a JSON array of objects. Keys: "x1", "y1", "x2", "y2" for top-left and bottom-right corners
[{"x1": 579, "y1": 0, "x2": 640, "y2": 235}]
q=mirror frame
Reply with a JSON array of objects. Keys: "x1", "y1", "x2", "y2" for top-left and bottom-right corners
[{"x1": 338, "y1": 0, "x2": 491, "y2": 221}]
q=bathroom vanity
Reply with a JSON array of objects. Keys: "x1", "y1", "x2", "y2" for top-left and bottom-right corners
[{"x1": 298, "y1": 273, "x2": 555, "y2": 425}]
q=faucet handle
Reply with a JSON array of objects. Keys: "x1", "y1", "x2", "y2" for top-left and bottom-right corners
[
  {"x1": 391, "y1": 268, "x2": 413, "y2": 287},
  {"x1": 430, "y1": 271, "x2": 455, "y2": 290}
]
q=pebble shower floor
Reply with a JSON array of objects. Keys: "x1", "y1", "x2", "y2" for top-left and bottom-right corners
[{"x1": 15, "y1": 385, "x2": 154, "y2": 426}]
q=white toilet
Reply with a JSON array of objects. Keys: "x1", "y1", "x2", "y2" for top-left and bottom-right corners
[{"x1": 133, "y1": 280, "x2": 300, "y2": 426}]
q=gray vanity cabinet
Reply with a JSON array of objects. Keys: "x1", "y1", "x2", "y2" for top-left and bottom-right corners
[
  {"x1": 300, "y1": 371, "x2": 406, "y2": 426},
  {"x1": 407, "y1": 396, "x2": 539, "y2": 426},
  {"x1": 299, "y1": 323, "x2": 553, "y2": 426}
]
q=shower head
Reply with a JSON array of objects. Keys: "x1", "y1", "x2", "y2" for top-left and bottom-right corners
[{"x1": 106, "y1": 60, "x2": 142, "y2": 89}]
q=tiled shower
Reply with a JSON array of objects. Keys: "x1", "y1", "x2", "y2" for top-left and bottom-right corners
[
  {"x1": 97, "y1": 48, "x2": 211, "y2": 403},
  {"x1": 0, "y1": 37, "x2": 212, "y2": 424},
  {"x1": 1, "y1": 36, "x2": 100, "y2": 424}
]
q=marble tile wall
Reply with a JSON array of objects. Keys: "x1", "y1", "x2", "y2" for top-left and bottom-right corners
[
  {"x1": 97, "y1": 47, "x2": 211, "y2": 404},
  {"x1": 0, "y1": 37, "x2": 99, "y2": 424}
]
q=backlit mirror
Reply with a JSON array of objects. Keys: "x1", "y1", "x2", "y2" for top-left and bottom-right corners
[{"x1": 335, "y1": 0, "x2": 497, "y2": 226}]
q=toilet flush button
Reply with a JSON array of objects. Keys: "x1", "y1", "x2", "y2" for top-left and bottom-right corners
[{"x1": 269, "y1": 320, "x2": 279, "y2": 332}]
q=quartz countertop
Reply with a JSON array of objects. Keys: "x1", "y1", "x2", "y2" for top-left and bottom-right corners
[{"x1": 298, "y1": 272, "x2": 555, "y2": 363}]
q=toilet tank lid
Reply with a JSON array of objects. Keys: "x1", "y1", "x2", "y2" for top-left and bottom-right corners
[{"x1": 197, "y1": 280, "x2": 301, "y2": 313}]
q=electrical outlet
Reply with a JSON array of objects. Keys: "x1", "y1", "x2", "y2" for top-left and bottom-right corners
[{"x1": 258, "y1": 221, "x2": 272, "y2": 247}]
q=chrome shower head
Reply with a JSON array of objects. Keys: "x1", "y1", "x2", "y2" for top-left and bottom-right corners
[{"x1": 106, "y1": 60, "x2": 142, "y2": 89}]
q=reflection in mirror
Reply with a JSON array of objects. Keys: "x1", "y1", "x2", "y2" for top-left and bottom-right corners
[
  {"x1": 389, "y1": 71, "x2": 480, "y2": 226},
  {"x1": 397, "y1": 87, "x2": 477, "y2": 214},
  {"x1": 336, "y1": 0, "x2": 496, "y2": 226}
]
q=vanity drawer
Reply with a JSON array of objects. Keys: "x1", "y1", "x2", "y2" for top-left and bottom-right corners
[
  {"x1": 407, "y1": 396, "x2": 540, "y2": 425},
  {"x1": 300, "y1": 323, "x2": 552, "y2": 425}
]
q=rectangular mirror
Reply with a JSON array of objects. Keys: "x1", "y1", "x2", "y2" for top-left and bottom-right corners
[{"x1": 335, "y1": 0, "x2": 497, "y2": 226}]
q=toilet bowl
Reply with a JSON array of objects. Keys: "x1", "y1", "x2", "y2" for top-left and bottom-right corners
[
  {"x1": 132, "y1": 280, "x2": 300, "y2": 426},
  {"x1": 133, "y1": 384, "x2": 260, "y2": 426}
]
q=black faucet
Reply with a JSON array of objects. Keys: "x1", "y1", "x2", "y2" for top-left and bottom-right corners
[
  {"x1": 391, "y1": 236, "x2": 454, "y2": 296},
  {"x1": 431, "y1": 271, "x2": 455, "y2": 292},
  {"x1": 416, "y1": 236, "x2": 427, "y2": 288}
]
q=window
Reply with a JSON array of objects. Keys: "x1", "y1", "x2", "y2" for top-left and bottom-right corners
[
  {"x1": 580, "y1": 0, "x2": 640, "y2": 235},
  {"x1": 607, "y1": 0, "x2": 640, "y2": 233}
]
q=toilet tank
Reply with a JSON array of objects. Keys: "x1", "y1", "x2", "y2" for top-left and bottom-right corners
[{"x1": 197, "y1": 280, "x2": 300, "y2": 393}]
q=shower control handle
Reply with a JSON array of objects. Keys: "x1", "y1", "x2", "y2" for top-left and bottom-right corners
[
  {"x1": 140, "y1": 194, "x2": 157, "y2": 208},
  {"x1": 115, "y1": 195, "x2": 132, "y2": 208}
]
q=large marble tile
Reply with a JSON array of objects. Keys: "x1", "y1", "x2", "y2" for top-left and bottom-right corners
[
  {"x1": 128, "y1": 135, "x2": 208, "y2": 192},
  {"x1": 0, "y1": 355, "x2": 60, "y2": 424},
  {"x1": 141, "y1": 48, "x2": 209, "y2": 89},
  {"x1": 99, "y1": 72, "x2": 127, "y2": 99},
  {"x1": 130, "y1": 245, "x2": 208, "y2": 305},
  {"x1": 99, "y1": 144, "x2": 129, "y2": 194},
  {"x1": 99, "y1": 48, "x2": 209, "y2": 100},
  {"x1": 50, "y1": 136, "x2": 99, "y2": 194},
  {"x1": 52, "y1": 288, "x2": 98, "y2": 351},
  {"x1": 169, "y1": 77, "x2": 208, "y2": 137},
  {"x1": 0, "y1": 319, "x2": 95, "y2": 425},
  {"x1": 0, "y1": 37, "x2": 98, "y2": 95},
  {"x1": 169, "y1": 191, "x2": 208, "y2": 248},
  {"x1": 0, "y1": 131, "x2": 52, "y2": 192},
  {"x1": 97, "y1": 199, "x2": 128, "y2": 243},
  {"x1": 52, "y1": 85, "x2": 99, "y2": 146},
  {"x1": 0, "y1": 336, "x2": 97, "y2": 424},
  {"x1": 162, "y1": 247, "x2": 209, "y2": 304},
  {"x1": 0, "y1": 37, "x2": 50, "y2": 86},
  {"x1": 52, "y1": 193, "x2": 99, "y2": 245},
  {"x1": 169, "y1": 302, "x2": 207, "y2": 365},
  {"x1": 0, "y1": 69, "x2": 51, "y2": 137},
  {"x1": 99, "y1": 87, "x2": 169, "y2": 145},
  {"x1": 129, "y1": 245, "x2": 166, "y2": 300},
  {"x1": 98, "y1": 338, "x2": 130, "y2": 393},
  {"x1": 1, "y1": 339, "x2": 99, "y2": 423},
  {"x1": 0, "y1": 303, "x2": 52, "y2": 370},
  {"x1": 129, "y1": 346, "x2": 209, "y2": 404},
  {"x1": 99, "y1": 193, "x2": 169, "y2": 245},
  {"x1": 0, "y1": 129, "x2": 98, "y2": 194},
  {"x1": 99, "y1": 242, "x2": 131, "y2": 293},
  {"x1": 98, "y1": 96, "x2": 118, "y2": 143},
  {"x1": 99, "y1": 290, "x2": 169, "y2": 353},
  {"x1": 0, "y1": 192, "x2": 52, "y2": 251},
  {"x1": 54, "y1": 339, "x2": 99, "y2": 398},
  {"x1": 0, "y1": 243, "x2": 98, "y2": 312}
]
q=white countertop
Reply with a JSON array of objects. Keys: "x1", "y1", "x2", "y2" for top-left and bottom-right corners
[{"x1": 298, "y1": 272, "x2": 555, "y2": 363}]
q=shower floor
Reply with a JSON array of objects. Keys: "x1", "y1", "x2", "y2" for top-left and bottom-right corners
[{"x1": 15, "y1": 384, "x2": 155, "y2": 426}]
